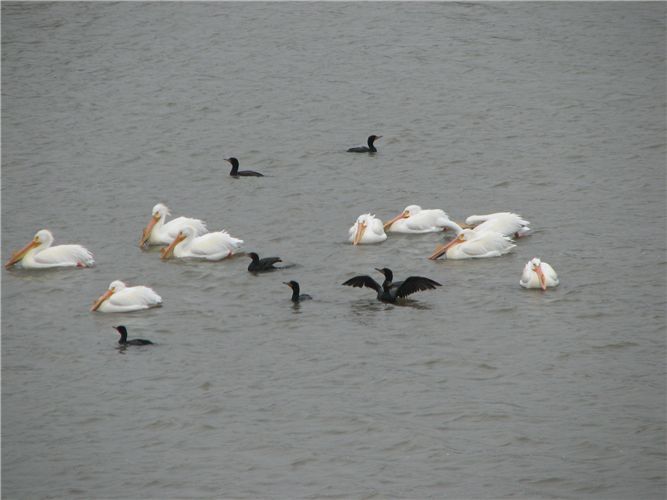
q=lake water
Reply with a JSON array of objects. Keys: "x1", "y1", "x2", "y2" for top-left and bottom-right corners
[{"x1": 2, "y1": 2, "x2": 665, "y2": 499}]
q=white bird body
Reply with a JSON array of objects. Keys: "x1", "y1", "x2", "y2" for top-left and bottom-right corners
[
  {"x1": 520, "y1": 258, "x2": 559, "y2": 290},
  {"x1": 465, "y1": 212, "x2": 531, "y2": 238},
  {"x1": 140, "y1": 203, "x2": 207, "y2": 247},
  {"x1": 429, "y1": 227, "x2": 515, "y2": 260},
  {"x1": 348, "y1": 213, "x2": 387, "y2": 245},
  {"x1": 384, "y1": 205, "x2": 451, "y2": 233},
  {"x1": 5, "y1": 229, "x2": 94, "y2": 269},
  {"x1": 91, "y1": 280, "x2": 162, "y2": 313},
  {"x1": 161, "y1": 225, "x2": 243, "y2": 260}
]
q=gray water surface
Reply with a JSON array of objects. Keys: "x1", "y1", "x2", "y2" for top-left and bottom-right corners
[{"x1": 2, "y1": 2, "x2": 665, "y2": 499}]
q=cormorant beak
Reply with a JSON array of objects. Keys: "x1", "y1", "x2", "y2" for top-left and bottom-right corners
[
  {"x1": 140, "y1": 213, "x2": 161, "y2": 247},
  {"x1": 91, "y1": 289, "x2": 114, "y2": 312},
  {"x1": 536, "y1": 264, "x2": 547, "y2": 291},
  {"x1": 224, "y1": 158, "x2": 231, "y2": 164},
  {"x1": 353, "y1": 222, "x2": 367, "y2": 245},
  {"x1": 283, "y1": 282, "x2": 293, "y2": 289},
  {"x1": 428, "y1": 235, "x2": 464, "y2": 260},
  {"x1": 160, "y1": 232, "x2": 187, "y2": 260},
  {"x1": 5, "y1": 239, "x2": 40, "y2": 268},
  {"x1": 383, "y1": 211, "x2": 409, "y2": 230}
]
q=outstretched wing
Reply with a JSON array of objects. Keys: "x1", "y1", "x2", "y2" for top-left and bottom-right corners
[
  {"x1": 394, "y1": 276, "x2": 441, "y2": 298},
  {"x1": 342, "y1": 275, "x2": 381, "y2": 293}
]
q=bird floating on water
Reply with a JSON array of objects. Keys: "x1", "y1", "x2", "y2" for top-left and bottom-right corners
[
  {"x1": 139, "y1": 203, "x2": 207, "y2": 248},
  {"x1": 461, "y1": 212, "x2": 530, "y2": 238},
  {"x1": 5, "y1": 229, "x2": 94, "y2": 269},
  {"x1": 284, "y1": 280, "x2": 312, "y2": 302},
  {"x1": 225, "y1": 157, "x2": 264, "y2": 177},
  {"x1": 160, "y1": 225, "x2": 243, "y2": 261},
  {"x1": 429, "y1": 225, "x2": 515, "y2": 260},
  {"x1": 113, "y1": 325, "x2": 153, "y2": 346},
  {"x1": 91, "y1": 280, "x2": 163, "y2": 312},
  {"x1": 247, "y1": 252, "x2": 282, "y2": 272},
  {"x1": 348, "y1": 213, "x2": 387, "y2": 245},
  {"x1": 342, "y1": 267, "x2": 441, "y2": 303},
  {"x1": 520, "y1": 258, "x2": 559, "y2": 290},
  {"x1": 347, "y1": 135, "x2": 382, "y2": 153},
  {"x1": 383, "y1": 205, "x2": 451, "y2": 233}
]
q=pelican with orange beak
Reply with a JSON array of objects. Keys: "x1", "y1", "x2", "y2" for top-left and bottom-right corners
[
  {"x1": 383, "y1": 205, "x2": 452, "y2": 233},
  {"x1": 91, "y1": 280, "x2": 162, "y2": 312},
  {"x1": 160, "y1": 224, "x2": 243, "y2": 261},
  {"x1": 520, "y1": 258, "x2": 559, "y2": 290},
  {"x1": 348, "y1": 213, "x2": 387, "y2": 245},
  {"x1": 5, "y1": 229, "x2": 94, "y2": 269},
  {"x1": 428, "y1": 227, "x2": 515, "y2": 260},
  {"x1": 139, "y1": 203, "x2": 207, "y2": 248}
]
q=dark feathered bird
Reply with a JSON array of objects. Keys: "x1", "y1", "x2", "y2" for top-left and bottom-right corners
[
  {"x1": 347, "y1": 135, "x2": 382, "y2": 153},
  {"x1": 225, "y1": 157, "x2": 264, "y2": 177},
  {"x1": 113, "y1": 326, "x2": 153, "y2": 346},
  {"x1": 342, "y1": 267, "x2": 441, "y2": 303},
  {"x1": 283, "y1": 280, "x2": 312, "y2": 302},
  {"x1": 247, "y1": 252, "x2": 282, "y2": 272}
]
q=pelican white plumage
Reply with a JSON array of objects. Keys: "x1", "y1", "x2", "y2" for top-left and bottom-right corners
[
  {"x1": 520, "y1": 258, "x2": 559, "y2": 290},
  {"x1": 383, "y1": 205, "x2": 451, "y2": 233},
  {"x1": 91, "y1": 280, "x2": 162, "y2": 312},
  {"x1": 160, "y1": 225, "x2": 243, "y2": 260},
  {"x1": 348, "y1": 213, "x2": 387, "y2": 245},
  {"x1": 429, "y1": 224, "x2": 515, "y2": 260},
  {"x1": 139, "y1": 203, "x2": 207, "y2": 248},
  {"x1": 5, "y1": 229, "x2": 94, "y2": 269},
  {"x1": 464, "y1": 212, "x2": 531, "y2": 238}
]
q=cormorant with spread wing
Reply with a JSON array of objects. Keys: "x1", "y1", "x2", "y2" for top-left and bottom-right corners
[{"x1": 342, "y1": 267, "x2": 441, "y2": 303}]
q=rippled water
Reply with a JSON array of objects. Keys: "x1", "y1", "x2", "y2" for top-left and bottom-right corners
[{"x1": 2, "y1": 2, "x2": 665, "y2": 499}]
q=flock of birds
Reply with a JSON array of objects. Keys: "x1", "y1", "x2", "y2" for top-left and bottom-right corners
[{"x1": 5, "y1": 135, "x2": 559, "y2": 346}]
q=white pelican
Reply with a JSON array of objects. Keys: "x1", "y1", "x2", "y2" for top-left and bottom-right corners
[
  {"x1": 348, "y1": 213, "x2": 387, "y2": 245},
  {"x1": 383, "y1": 205, "x2": 451, "y2": 233},
  {"x1": 429, "y1": 228, "x2": 515, "y2": 260},
  {"x1": 464, "y1": 212, "x2": 530, "y2": 238},
  {"x1": 5, "y1": 229, "x2": 94, "y2": 269},
  {"x1": 160, "y1": 225, "x2": 243, "y2": 261},
  {"x1": 91, "y1": 280, "x2": 162, "y2": 312},
  {"x1": 139, "y1": 203, "x2": 207, "y2": 248},
  {"x1": 520, "y1": 258, "x2": 559, "y2": 290}
]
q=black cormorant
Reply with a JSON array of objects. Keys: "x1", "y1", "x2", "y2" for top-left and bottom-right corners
[
  {"x1": 225, "y1": 157, "x2": 264, "y2": 177},
  {"x1": 342, "y1": 267, "x2": 441, "y2": 303},
  {"x1": 347, "y1": 135, "x2": 382, "y2": 153}
]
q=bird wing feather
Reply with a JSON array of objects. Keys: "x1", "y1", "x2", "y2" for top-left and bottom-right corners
[
  {"x1": 342, "y1": 275, "x2": 381, "y2": 292},
  {"x1": 394, "y1": 276, "x2": 442, "y2": 298}
]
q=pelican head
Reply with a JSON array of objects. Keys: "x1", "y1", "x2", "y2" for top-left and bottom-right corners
[
  {"x1": 353, "y1": 213, "x2": 375, "y2": 245},
  {"x1": 384, "y1": 204, "x2": 422, "y2": 230},
  {"x1": 160, "y1": 225, "x2": 195, "y2": 260},
  {"x1": 529, "y1": 258, "x2": 547, "y2": 290},
  {"x1": 428, "y1": 229, "x2": 472, "y2": 260},
  {"x1": 5, "y1": 229, "x2": 53, "y2": 268},
  {"x1": 91, "y1": 280, "x2": 126, "y2": 311},
  {"x1": 139, "y1": 203, "x2": 170, "y2": 247}
]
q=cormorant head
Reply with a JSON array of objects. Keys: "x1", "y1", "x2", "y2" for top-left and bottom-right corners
[
  {"x1": 225, "y1": 157, "x2": 240, "y2": 169},
  {"x1": 375, "y1": 267, "x2": 393, "y2": 282},
  {"x1": 368, "y1": 135, "x2": 382, "y2": 147},
  {"x1": 113, "y1": 325, "x2": 128, "y2": 342},
  {"x1": 283, "y1": 280, "x2": 298, "y2": 289},
  {"x1": 247, "y1": 252, "x2": 259, "y2": 261}
]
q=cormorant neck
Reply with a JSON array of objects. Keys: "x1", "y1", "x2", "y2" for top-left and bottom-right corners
[
  {"x1": 367, "y1": 137, "x2": 377, "y2": 151},
  {"x1": 291, "y1": 283, "x2": 300, "y2": 302}
]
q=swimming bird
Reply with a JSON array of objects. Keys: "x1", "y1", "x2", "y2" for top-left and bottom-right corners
[
  {"x1": 428, "y1": 227, "x2": 515, "y2": 260},
  {"x1": 283, "y1": 280, "x2": 312, "y2": 302},
  {"x1": 139, "y1": 203, "x2": 207, "y2": 248},
  {"x1": 225, "y1": 157, "x2": 264, "y2": 177},
  {"x1": 383, "y1": 205, "x2": 452, "y2": 233},
  {"x1": 5, "y1": 229, "x2": 94, "y2": 269},
  {"x1": 113, "y1": 325, "x2": 153, "y2": 346},
  {"x1": 247, "y1": 252, "x2": 282, "y2": 272},
  {"x1": 342, "y1": 267, "x2": 441, "y2": 303},
  {"x1": 520, "y1": 258, "x2": 559, "y2": 290},
  {"x1": 347, "y1": 135, "x2": 382, "y2": 153},
  {"x1": 463, "y1": 212, "x2": 531, "y2": 238},
  {"x1": 91, "y1": 280, "x2": 163, "y2": 312},
  {"x1": 160, "y1": 225, "x2": 243, "y2": 261},
  {"x1": 348, "y1": 213, "x2": 387, "y2": 245}
]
